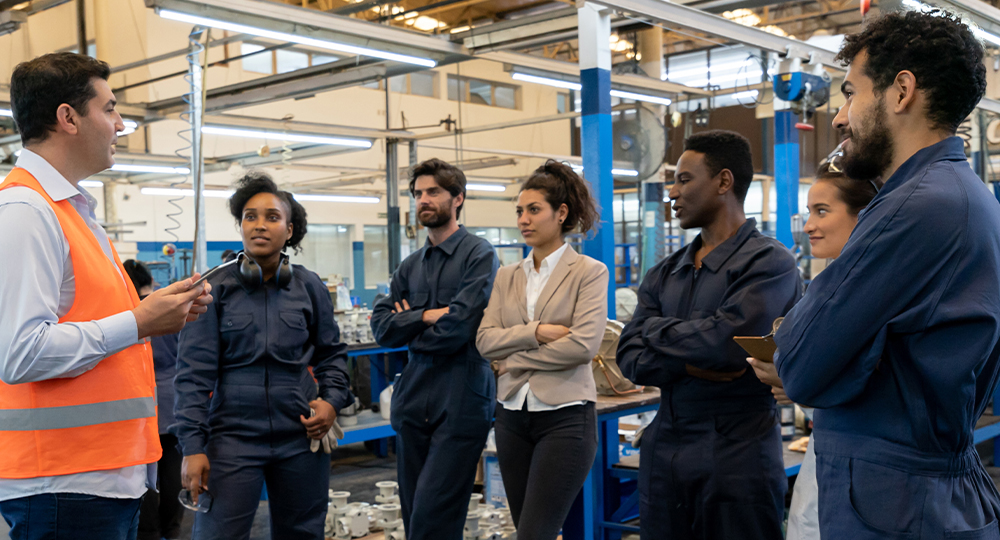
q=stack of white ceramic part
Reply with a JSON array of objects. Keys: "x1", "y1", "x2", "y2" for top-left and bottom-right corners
[
  {"x1": 463, "y1": 511, "x2": 486, "y2": 540},
  {"x1": 327, "y1": 491, "x2": 351, "y2": 540},
  {"x1": 377, "y1": 503, "x2": 406, "y2": 540},
  {"x1": 376, "y1": 481, "x2": 400, "y2": 504},
  {"x1": 338, "y1": 397, "x2": 360, "y2": 427},
  {"x1": 338, "y1": 502, "x2": 371, "y2": 538}
]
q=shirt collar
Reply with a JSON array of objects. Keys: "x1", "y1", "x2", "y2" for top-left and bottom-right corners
[
  {"x1": 879, "y1": 136, "x2": 967, "y2": 197},
  {"x1": 15, "y1": 149, "x2": 87, "y2": 203},
  {"x1": 673, "y1": 218, "x2": 758, "y2": 275},
  {"x1": 423, "y1": 224, "x2": 468, "y2": 256},
  {"x1": 523, "y1": 242, "x2": 570, "y2": 275}
]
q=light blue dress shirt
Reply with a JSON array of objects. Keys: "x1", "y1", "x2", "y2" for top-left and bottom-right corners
[{"x1": 0, "y1": 149, "x2": 150, "y2": 502}]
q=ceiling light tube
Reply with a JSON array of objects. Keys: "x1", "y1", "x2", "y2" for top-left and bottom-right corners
[
  {"x1": 118, "y1": 119, "x2": 139, "y2": 136},
  {"x1": 569, "y1": 164, "x2": 640, "y2": 177},
  {"x1": 112, "y1": 164, "x2": 192, "y2": 175},
  {"x1": 512, "y1": 73, "x2": 672, "y2": 106},
  {"x1": 202, "y1": 125, "x2": 373, "y2": 148},
  {"x1": 0, "y1": 108, "x2": 12, "y2": 117},
  {"x1": 158, "y1": 9, "x2": 436, "y2": 68},
  {"x1": 466, "y1": 183, "x2": 507, "y2": 192},
  {"x1": 292, "y1": 193, "x2": 381, "y2": 203},
  {"x1": 79, "y1": 180, "x2": 104, "y2": 188},
  {"x1": 609, "y1": 90, "x2": 672, "y2": 106},
  {"x1": 141, "y1": 187, "x2": 233, "y2": 198}
]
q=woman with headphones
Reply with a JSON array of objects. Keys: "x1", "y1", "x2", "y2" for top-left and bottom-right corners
[{"x1": 171, "y1": 172, "x2": 353, "y2": 539}]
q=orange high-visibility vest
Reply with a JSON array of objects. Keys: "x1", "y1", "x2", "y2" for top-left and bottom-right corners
[{"x1": 0, "y1": 167, "x2": 160, "y2": 479}]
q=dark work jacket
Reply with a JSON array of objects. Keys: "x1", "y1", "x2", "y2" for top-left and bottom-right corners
[
  {"x1": 371, "y1": 226, "x2": 499, "y2": 364},
  {"x1": 370, "y1": 226, "x2": 500, "y2": 430},
  {"x1": 151, "y1": 332, "x2": 179, "y2": 435},
  {"x1": 775, "y1": 137, "x2": 1000, "y2": 464},
  {"x1": 171, "y1": 264, "x2": 353, "y2": 457},
  {"x1": 618, "y1": 218, "x2": 802, "y2": 417}
]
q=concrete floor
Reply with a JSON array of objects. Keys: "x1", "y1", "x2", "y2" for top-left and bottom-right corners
[{"x1": 0, "y1": 443, "x2": 397, "y2": 540}]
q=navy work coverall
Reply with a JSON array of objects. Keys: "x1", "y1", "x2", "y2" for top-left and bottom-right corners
[
  {"x1": 775, "y1": 137, "x2": 1000, "y2": 539},
  {"x1": 370, "y1": 226, "x2": 499, "y2": 540},
  {"x1": 172, "y1": 264, "x2": 353, "y2": 540},
  {"x1": 617, "y1": 218, "x2": 801, "y2": 540}
]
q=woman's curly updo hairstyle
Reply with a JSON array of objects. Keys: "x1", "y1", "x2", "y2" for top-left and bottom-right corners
[
  {"x1": 228, "y1": 171, "x2": 308, "y2": 254},
  {"x1": 521, "y1": 160, "x2": 600, "y2": 236}
]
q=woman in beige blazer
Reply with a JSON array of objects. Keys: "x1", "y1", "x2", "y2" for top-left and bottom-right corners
[{"x1": 476, "y1": 160, "x2": 609, "y2": 540}]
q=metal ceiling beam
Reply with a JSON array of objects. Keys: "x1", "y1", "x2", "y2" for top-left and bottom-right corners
[
  {"x1": 924, "y1": 0, "x2": 1000, "y2": 36},
  {"x1": 143, "y1": 0, "x2": 469, "y2": 64},
  {"x1": 411, "y1": 111, "x2": 580, "y2": 141},
  {"x1": 586, "y1": 0, "x2": 840, "y2": 65},
  {"x1": 212, "y1": 143, "x2": 370, "y2": 168},
  {"x1": 482, "y1": 51, "x2": 711, "y2": 96},
  {"x1": 455, "y1": 7, "x2": 634, "y2": 52},
  {"x1": 207, "y1": 114, "x2": 413, "y2": 140},
  {"x1": 146, "y1": 59, "x2": 388, "y2": 115}
]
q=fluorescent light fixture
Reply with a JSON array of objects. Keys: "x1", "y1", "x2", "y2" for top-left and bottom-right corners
[
  {"x1": 901, "y1": 0, "x2": 1000, "y2": 45},
  {"x1": 292, "y1": 193, "x2": 381, "y2": 203},
  {"x1": 118, "y1": 119, "x2": 138, "y2": 136},
  {"x1": 610, "y1": 90, "x2": 671, "y2": 106},
  {"x1": 0, "y1": 108, "x2": 11, "y2": 117},
  {"x1": 158, "y1": 9, "x2": 436, "y2": 68},
  {"x1": 511, "y1": 72, "x2": 581, "y2": 91},
  {"x1": 112, "y1": 163, "x2": 191, "y2": 175},
  {"x1": 79, "y1": 180, "x2": 104, "y2": 188},
  {"x1": 724, "y1": 90, "x2": 760, "y2": 100},
  {"x1": 511, "y1": 73, "x2": 672, "y2": 106},
  {"x1": 201, "y1": 125, "x2": 373, "y2": 148},
  {"x1": 466, "y1": 183, "x2": 507, "y2": 192},
  {"x1": 141, "y1": 187, "x2": 234, "y2": 198},
  {"x1": 568, "y1": 164, "x2": 640, "y2": 177}
]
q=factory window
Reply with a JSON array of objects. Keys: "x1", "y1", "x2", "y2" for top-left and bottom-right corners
[
  {"x1": 613, "y1": 192, "x2": 641, "y2": 286},
  {"x1": 312, "y1": 55, "x2": 338, "y2": 66},
  {"x1": 447, "y1": 75, "x2": 519, "y2": 110},
  {"x1": 557, "y1": 93, "x2": 569, "y2": 114},
  {"x1": 241, "y1": 42, "x2": 340, "y2": 76},
  {"x1": 364, "y1": 225, "x2": 391, "y2": 289},
  {"x1": 276, "y1": 49, "x2": 309, "y2": 74},
  {"x1": 664, "y1": 45, "x2": 768, "y2": 91},
  {"x1": 241, "y1": 43, "x2": 273, "y2": 74},
  {"x1": 363, "y1": 72, "x2": 439, "y2": 98},
  {"x1": 289, "y1": 224, "x2": 355, "y2": 288}
]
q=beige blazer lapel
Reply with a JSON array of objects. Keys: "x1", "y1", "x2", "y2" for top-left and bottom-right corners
[{"x1": 533, "y1": 247, "x2": 578, "y2": 321}]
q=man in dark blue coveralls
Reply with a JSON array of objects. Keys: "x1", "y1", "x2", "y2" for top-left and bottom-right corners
[
  {"x1": 370, "y1": 158, "x2": 499, "y2": 540},
  {"x1": 617, "y1": 130, "x2": 801, "y2": 540},
  {"x1": 774, "y1": 11, "x2": 1000, "y2": 539}
]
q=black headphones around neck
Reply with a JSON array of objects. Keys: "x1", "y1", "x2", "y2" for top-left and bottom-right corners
[{"x1": 236, "y1": 251, "x2": 293, "y2": 289}]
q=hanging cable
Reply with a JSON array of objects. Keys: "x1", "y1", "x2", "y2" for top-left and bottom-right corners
[
  {"x1": 166, "y1": 26, "x2": 206, "y2": 247},
  {"x1": 281, "y1": 114, "x2": 294, "y2": 185}
]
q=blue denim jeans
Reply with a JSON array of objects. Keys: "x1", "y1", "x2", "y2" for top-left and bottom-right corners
[{"x1": 0, "y1": 493, "x2": 142, "y2": 540}]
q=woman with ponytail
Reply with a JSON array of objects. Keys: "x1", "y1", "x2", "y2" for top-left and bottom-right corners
[{"x1": 477, "y1": 160, "x2": 609, "y2": 540}]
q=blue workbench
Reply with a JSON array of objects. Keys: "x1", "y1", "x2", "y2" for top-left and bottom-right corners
[{"x1": 339, "y1": 344, "x2": 407, "y2": 454}]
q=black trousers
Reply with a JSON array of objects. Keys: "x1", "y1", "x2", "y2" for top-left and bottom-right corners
[
  {"x1": 138, "y1": 433, "x2": 184, "y2": 540},
  {"x1": 494, "y1": 402, "x2": 598, "y2": 540}
]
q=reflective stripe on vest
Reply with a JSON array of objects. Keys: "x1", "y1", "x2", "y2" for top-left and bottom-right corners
[{"x1": 0, "y1": 396, "x2": 156, "y2": 431}]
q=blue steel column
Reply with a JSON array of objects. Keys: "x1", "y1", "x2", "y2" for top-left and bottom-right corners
[
  {"x1": 774, "y1": 109, "x2": 799, "y2": 247},
  {"x1": 579, "y1": 2, "x2": 616, "y2": 317}
]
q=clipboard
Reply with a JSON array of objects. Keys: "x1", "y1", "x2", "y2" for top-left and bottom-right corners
[
  {"x1": 733, "y1": 317, "x2": 783, "y2": 363},
  {"x1": 734, "y1": 335, "x2": 777, "y2": 362}
]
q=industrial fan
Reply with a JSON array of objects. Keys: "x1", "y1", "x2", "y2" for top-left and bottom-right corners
[{"x1": 611, "y1": 104, "x2": 668, "y2": 183}]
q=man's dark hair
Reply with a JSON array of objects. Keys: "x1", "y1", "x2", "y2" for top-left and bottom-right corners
[
  {"x1": 683, "y1": 130, "x2": 754, "y2": 203},
  {"x1": 835, "y1": 10, "x2": 986, "y2": 133},
  {"x1": 228, "y1": 171, "x2": 308, "y2": 254},
  {"x1": 409, "y1": 158, "x2": 466, "y2": 219},
  {"x1": 10, "y1": 52, "x2": 112, "y2": 145}
]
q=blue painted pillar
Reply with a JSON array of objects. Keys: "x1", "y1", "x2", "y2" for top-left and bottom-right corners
[
  {"x1": 774, "y1": 110, "x2": 799, "y2": 248},
  {"x1": 578, "y1": 2, "x2": 615, "y2": 317},
  {"x1": 351, "y1": 241, "x2": 365, "y2": 301}
]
